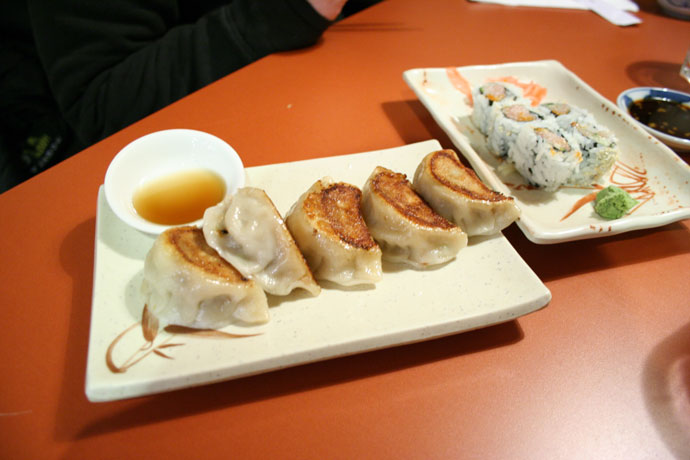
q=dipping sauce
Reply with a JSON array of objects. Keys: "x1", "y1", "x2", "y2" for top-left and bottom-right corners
[
  {"x1": 628, "y1": 97, "x2": 690, "y2": 140},
  {"x1": 133, "y1": 169, "x2": 226, "y2": 225}
]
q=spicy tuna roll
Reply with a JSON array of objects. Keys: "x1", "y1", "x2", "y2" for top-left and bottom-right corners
[
  {"x1": 471, "y1": 81, "x2": 525, "y2": 135},
  {"x1": 486, "y1": 103, "x2": 547, "y2": 157},
  {"x1": 541, "y1": 102, "x2": 593, "y2": 129},
  {"x1": 567, "y1": 120, "x2": 619, "y2": 185},
  {"x1": 507, "y1": 124, "x2": 583, "y2": 192},
  {"x1": 541, "y1": 102, "x2": 619, "y2": 184}
]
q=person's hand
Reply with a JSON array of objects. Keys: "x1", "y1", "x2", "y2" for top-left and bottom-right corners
[{"x1": 307, "y1": 0, "x2": 347, "y2": 20}]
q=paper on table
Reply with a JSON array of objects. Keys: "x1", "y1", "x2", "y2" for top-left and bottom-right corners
[
  {"x1": 574, "y1": 0, "x2": 641, "y2": 25},
  {"x1": 468, "y1": 0, "x2": 638, "y2": 12},
  {"x1": 468, "y1": 0, "x2": 641, "y2": 26}
]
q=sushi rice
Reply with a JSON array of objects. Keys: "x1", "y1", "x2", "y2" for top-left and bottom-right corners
[
  {"x1": 471, "y1": 81, "x2": 526, "y2": 135},
  {"x1": 472, "y1": 83, "x2": 620, "y2": 191},
  {"x1": 486, "y1": 103, "x2": 549, "y2": 158},
  {"x1": 507, "y1": 123, "x2": 584, "y2": 192}
]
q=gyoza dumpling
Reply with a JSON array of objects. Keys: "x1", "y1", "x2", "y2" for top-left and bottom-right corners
[
  {"x1": 203, "y1": 187, "x2": 320, "y2": 297},
  {"x1": 413, "y1": 150, "x2": 520, "y2": 236},
  {"x1": 361, "y1": 166, "x2": 467, "y2": 268},
  {"x1": 141, "y1": 226, "x2": 269, "y2": 329},
  {"x1": 285, "y1": 177, "x2": 382, "y2": 286}
]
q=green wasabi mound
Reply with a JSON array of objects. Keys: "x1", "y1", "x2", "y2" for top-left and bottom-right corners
[{"x1": 594, "y1": 186, "x2": 638, "y2": 220}]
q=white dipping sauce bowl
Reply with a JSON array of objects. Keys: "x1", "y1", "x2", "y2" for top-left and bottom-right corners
[{"x1": 104, "y1": 129, "x2": 245, "y2": 235}]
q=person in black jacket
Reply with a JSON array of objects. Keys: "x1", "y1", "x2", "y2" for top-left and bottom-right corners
[{"x1": 0, "y1": 0, "x2": 379, "y2": 193}]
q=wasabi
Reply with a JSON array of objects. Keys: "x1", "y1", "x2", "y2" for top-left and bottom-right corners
[{"x1": 594, "y1": 186, "x2": 638, "y2": 219}]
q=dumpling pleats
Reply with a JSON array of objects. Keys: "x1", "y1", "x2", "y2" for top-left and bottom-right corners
[
  {"x1": 202, "y1": 187, "x2": 320, "y2": 297},
  {"x1": 285, "y1": 177, "x2": 383, "y2": 286},
  {"x1": 413, "y1": 150, "x2": 520, "y2": 236},
  {"x1": 361, "y1": 166, "x2": 467, "y2": 268},
  {"x1": 141, "y1": 226, "x2": 269, "y2": 329}
]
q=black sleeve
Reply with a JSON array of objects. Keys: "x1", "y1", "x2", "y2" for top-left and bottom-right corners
[{"x1": 26, "y1": 0, "x2": 331, "y2": 145}]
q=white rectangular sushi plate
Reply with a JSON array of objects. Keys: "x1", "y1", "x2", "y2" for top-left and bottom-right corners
[
  {"x1": 86, "y1": 139, "x2": 551, "y2": 402},
  {"x1": 403, "y1": 60, "x2": 690, "y2": 244}
]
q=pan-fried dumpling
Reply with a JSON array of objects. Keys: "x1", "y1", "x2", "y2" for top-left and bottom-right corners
[
  {"x1": 202, "y1": 187, "x2": 320, "y2": 297},
  {"x1": 285, "y1": 177, "x2": 382, "y2": 286},
  {"x1": 361, "y1": 166, "x2": 467, "y2": 268},
  {"x1": 141, "y1": 226, "x2": 269, "y2": 329},
  {"x1": 413, "y1": 150, "x2": 520, "y2": 236}
]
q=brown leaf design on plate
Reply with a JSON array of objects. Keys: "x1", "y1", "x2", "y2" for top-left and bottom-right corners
[
  {"x1": 105, "y1": 323, "x2": 140, "y2": 373},
  {"x1": 164, "y1": 325, "x2": 261, "y2": 338},
  {"x1": 141, "y1": 304, "x2": 159, "y2": 343},
  {"x1": 153, "y1": 349, "x2": 174, "y2": 359},
  {"x1": 157, "y1": 343, "x2": 185, "y2": 349},
  {"x1": 106, "y1": 318, "x2": 262, "y2": 373}
]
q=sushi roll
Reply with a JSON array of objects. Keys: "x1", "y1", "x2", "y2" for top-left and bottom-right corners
[
  {"x1": 541, "y1": 102, "x2": 593, "y2": 130},
  {"x1": 471, "y1": 81, "x2": 525, "y2": 135},
  {"x1": 566, "y1": 120, "x2": 619, "y2": 185},
  {"x1": 542, "y1": 102, "x2": 619, "y2": 184},
  {"x1": 486, "y1": 103, "x2": 548, "y2": 158},
  {"x1": 507, "y1": 123, "x2": 583, "y2": 192}
]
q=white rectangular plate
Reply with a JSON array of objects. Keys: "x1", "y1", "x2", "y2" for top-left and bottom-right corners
[
  {"x1": 403, "y1": 60, "x2": 690, "y2": 244},
  {"x1": 86, "y1": 140, "x2": 551, "y2": 402}
]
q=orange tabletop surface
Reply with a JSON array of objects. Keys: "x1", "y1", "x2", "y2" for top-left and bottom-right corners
[{"x1": 1, "y1": 1, "x2": 689, "y2": 458}]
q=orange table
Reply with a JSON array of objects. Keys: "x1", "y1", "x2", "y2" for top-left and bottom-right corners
[{"x1": 1, "y1": 1, "x2": 689, "y2": 458}]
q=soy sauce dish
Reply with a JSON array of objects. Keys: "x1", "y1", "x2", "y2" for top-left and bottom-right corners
[
  {"x1": 617, "y1": 87, "x2": 690, "y2": 152},
  {"x1": 104, "y1": 129, "x2": 245, "y2": 235}
]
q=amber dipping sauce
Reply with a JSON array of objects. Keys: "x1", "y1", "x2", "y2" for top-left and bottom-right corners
[
  {"x1": 133, "y1": 169, "x2": 226, "y2": 225},
  {"x1": 629, "y1": 97, "x2": 690, "y2": 140}
]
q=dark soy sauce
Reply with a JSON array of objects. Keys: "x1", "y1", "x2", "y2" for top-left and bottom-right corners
[{"x1": 629, "y1": 97, "x2": 690, "y2": 140}]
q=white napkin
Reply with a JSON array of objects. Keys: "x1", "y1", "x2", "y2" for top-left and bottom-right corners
[
  {"x1": 469, "y1": 0, "x2": 637, "y2": 10},
  {"x1": 469, "y1": 0, "x2": 641, "y2": 26}
]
